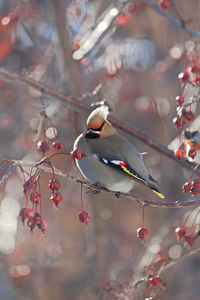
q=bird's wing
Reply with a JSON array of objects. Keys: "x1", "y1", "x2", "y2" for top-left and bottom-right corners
[{"x1": 98, "y1": 155, "x2": 164, "y2": 199}]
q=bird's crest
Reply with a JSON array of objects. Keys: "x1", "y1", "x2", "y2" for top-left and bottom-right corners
[{"x1": 87, "y1": 106, "x2": 109, "y2": 129}]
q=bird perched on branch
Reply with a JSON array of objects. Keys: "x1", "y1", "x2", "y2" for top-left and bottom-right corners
[{"x1": 73, "y1": 105, "x2": 164, "y2": 198}]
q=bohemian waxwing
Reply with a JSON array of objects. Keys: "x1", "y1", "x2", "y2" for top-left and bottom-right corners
[{"x1": 73, "y1": 106, "x2": 165, "y2": 198}]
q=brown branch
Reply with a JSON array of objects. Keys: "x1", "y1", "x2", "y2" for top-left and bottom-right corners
[
  {"x1": 3, "y1": 158, "x2": 200, "y2": 209},
  {"x1": 0, "y1": 67, "x2": 198, "y2": 174}
]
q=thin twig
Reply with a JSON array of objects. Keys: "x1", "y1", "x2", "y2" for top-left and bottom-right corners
[
  {"x1": 146, "y1": 0, "x2": 200, "y2": 38},
  {"x1": 0, "y1": 67, "x2": 198, "y2": 174}
]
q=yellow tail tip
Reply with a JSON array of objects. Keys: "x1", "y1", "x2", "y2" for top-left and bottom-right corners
[{"x1": 152, "y1": 189, "x2": 165, "y2": 199}]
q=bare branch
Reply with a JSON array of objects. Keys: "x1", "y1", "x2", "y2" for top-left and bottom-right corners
[
  {"x1": 0, "y1": 67, "x2": 198, "y2": 174},
  {"x1": 146, "y1": 0, "x2": 200, "y2": 38}
]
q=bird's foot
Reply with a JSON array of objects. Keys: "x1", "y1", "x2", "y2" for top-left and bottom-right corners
[{"x1": 114, "y1": 192, "x2": 121, "y2": 198}]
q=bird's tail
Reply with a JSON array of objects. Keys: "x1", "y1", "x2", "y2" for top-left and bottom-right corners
[{"x1": 148, "y1": 182, "x2": 165, "y2": 199}]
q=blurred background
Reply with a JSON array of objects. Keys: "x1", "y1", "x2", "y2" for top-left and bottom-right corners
[{"x1": 0, "y1": 0, "x2": 200, "y2": 299}]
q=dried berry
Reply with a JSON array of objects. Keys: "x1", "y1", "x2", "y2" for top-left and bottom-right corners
[
  {"x1": 37, "y1": 218, "x2": 47, "y2": 233},
  {"x1": 78, "y1": 210, "x2": 91, "y2": 226},
  {"x1": 159, "y1": 0, "x2": 170, "y2": 10},
  {"x1": 178, "y1": 70, "x2": 189, "y2": 83},
  {"x1": 182, "y1": 182, "x2": 191, "y2": 193},
  {"x1": 175, "y1": 227, "x2": 186, "y2": 239},
  {"x1": 188, "y1": 147, "x2": 197, "y2": 159},
  {"x1": 37, "y1": 140, "x2": 49, "y2": 153},
  {"x1": 190, "y1": 185, "x2": 200, "y2": 195},
  {"x1": 176, "y1": 96, "x2": 184, "y2": 106},
  {"x1": 30, "y1": 191, "x2": 41, "y2": 205},
  {"x1": 50, "y1": 192, "x2": 63, "y2": 207},
  {"x1": 183, "y1": 111, "x2": 195, "y2": 122},
  {"x1": 149, "y1": 276, "x2": 162, "y2": 287},
  {"x1": 184, "y1": 234, "x2": 196, "y2": 246},
  {"x1": 137, "y1": 227, "x2": 148, "y2": 240},
  {"x1": 173, "y1": 116, "x2": 185, "y2": 128},
  {"x1": 52, "y1": 141, "x2": 63, "y2": 150},
  {"x1": 48, "y1": 177, "x2": 60, "y2": 191},
  {"x1": 19, "y1": 208, "x2": 35, "y2": 223},
  {"x1": 72, "y1": 149, "x2": 85, "y2": 160},
  {"x1": 174, "y1": 149, "x2": 185, "y2": 160},
  {"x1": 23, "y1": 178, "x2": 33, "y2": 192}
]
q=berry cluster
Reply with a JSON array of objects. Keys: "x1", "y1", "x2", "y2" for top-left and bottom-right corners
[
  {"x1": 20, "y1": 174, "x2": 48, "y2": 234},
  {"x1": 175, "y1": 226, "x2": 198, "y2": 247},
  {"x1": 19, "y1": 148, "x2": 90, "y2": 233},
  {"x1": 182, "y1": 177, "x2": 200, "y2": 196}
]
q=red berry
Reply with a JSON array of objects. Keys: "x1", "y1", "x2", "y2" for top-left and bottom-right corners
[
  {"x1": 184, "y1": 234, "x2": 196, "y2": 246},
  {"x1": 178, "y1": 70, "x2": 189, "y2": 83},
  {"x1": 23, "y1": 178, "x2": 33, "y2": 192},
  {"x1": 48, "y1": 178, "x2": 60, "y2": 191},
  {"x1": 19, "y1": 208, "x2": 35, "y2": 223},
  {"x1": 137, "y1": 227, "x2": 148, "y2": 240},
  {"x1": 72, "y1": 149, "x2": 85, "y2": 160},
  {"x1": 176, "y1": 96, "x2": 184, "y2": 106},
  {"x1": 52, "y1": 141, "x2": 63, "y2": 150},
  {"x1": 37, "y1": 218, "x2": 48, "y2": 233},
  {"x1": 188, "y1": 147, "x2": 197, "y2": 159},
  {"x1": 172, "y1": 116, "x2": 185, "y2": 128},
  {"x1": 175, "y1": 227, "x2": 186, "y2": 239},
  {"x1": 78, "y1": 210, "x2": 91, "y2": 226},
  {"x1": 190, "y1": 185, "x2": 200, "y2": 195},
  {"x1": 50, "y1": 192, "x2": 63, "y2": 207},
  {"x1": 183, "y1": 111, "x2": 195, "y2": 122},
  {"x1": 34, "y1": 212, "x2": 42, "y2": 225},
  {"x1": 182, "y1": 182, "x2": 191, "y2": 193},
  {"x1": 193, "y1": 178, "x2": 200, "y2": 187},
  {"x1": 37, "y1": 140, "x2": 49, "y2": 153},
  {"x1": 30, "y1": 191, "x2": 41, "y2": 205},
  {"x1": 149, "y1": 276, "x2": 162, "y2": 287},
  {"x1": 174, "y1": 149, "x2": 185, "y2": 160},
  {"x1": 116, "y1": 14, "x2": 131, "y2": 26},
  {"x1": 159, "y1": 0, "x2": 170, "y2": 10}
]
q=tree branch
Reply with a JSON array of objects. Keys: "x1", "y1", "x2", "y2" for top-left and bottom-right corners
[
  {"x1": 0, "y1": 67, "x2": 198, "y2": 174},
  {"x1": 3, "y1": 158, "x2": 200, "y2": 209},
  {"x1": 146, "y1": 0, "x2": 200, "y2": 38}
]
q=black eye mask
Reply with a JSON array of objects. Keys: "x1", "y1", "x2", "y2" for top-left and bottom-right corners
[{"x1": 85, "y1": 129, "x2": 100, "y2": 139}]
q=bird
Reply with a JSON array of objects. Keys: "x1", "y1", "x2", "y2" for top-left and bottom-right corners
[
  {"x1": 73, "y1": 105, "x2": 165, "y2": 198},
  {"x1": 184, "y1": 130, "x2": 200, "y2": 150}
]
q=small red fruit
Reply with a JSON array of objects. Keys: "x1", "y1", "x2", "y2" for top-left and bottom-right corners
[
  {"x1": 116, "y1": 14, "x2": 131, "y2": 26},
  {"x1": 159, "y1": 0, "x2": 170, "y2": 10},
  {"x1": 37, "y1": 140, "x2": 49, "y2": 153},
  {"x1": 172, "y1": 116, "x2": 185, "y2": 128},
  {"x1": 175, "y1": 227, "x2": 186, "y2": 239},
  {"x1": 23, "y1": 178, "x2": 33, "y2": 192},
  {"x1": 188, "y1": 147, "x2": 197, "y2": 159},
  {"x1": 178, "y1": 70, "x2": 189, "y2": 83},
  {"x1": 183, "y1": 111, "x2": 195, "y2": 122},
  {"x1": 149, "y1": 276, "x2": 162, "y2": 287},
  {"x1": 30, "y1": 191, "x2": 41, "y2": 205},
  {"x1": 182, "y1": 182, "x2": 191, "y2": 193},
  {"x1": 19, "y1": 208, "x2": 35, "y2": 223},
  {"x1": 48, "y1": 177, "x2": 60, "y2": 191},
  {"x1": 137, "y1": 227, "x2": 148, "y2": 240},
  {"x1": 50, "y1": 192, "x2": 63, "y2": 207},
  {"x1": 193, "y1": 178, "x2": 200, "y2": 187},
  {"x1": 37, "y1": 218, "x2": 48, "y2": 233},
  {"x1": 176, "y1": 96, "x2": 184, "y2": 106},
  {"x1": 190, "y1": 185, "x2": 200, "y2": 195},
  {"x1": 174, "y1": 149, "x2": 185, "y2": 160},
  {"x1": 184, "y1": 234, "x2": 196, "y2": 246},
  {"x1": 72, "y1": 149, "x2": 85, "y2": 160},
  {"x1": 52, "y1": 141, "x2": 63, "y2": 150},
  {"x1": 78, "y1": 210, "x2": 91, "y2": 226}
]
